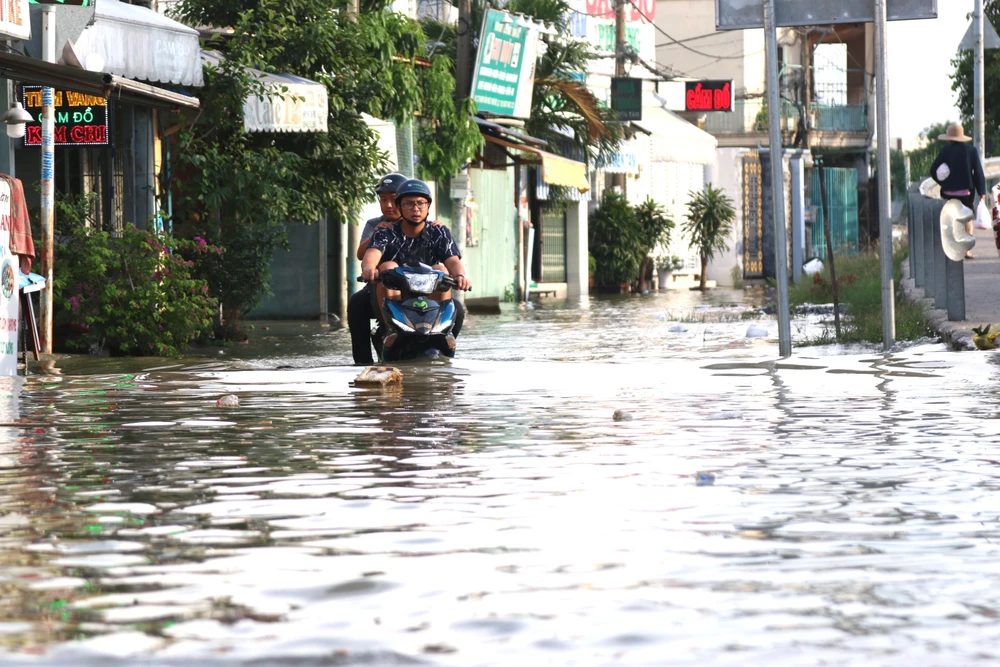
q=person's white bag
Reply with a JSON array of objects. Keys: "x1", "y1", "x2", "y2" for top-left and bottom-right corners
[
  {"x1": 976, "y1": 199, "x2": 992, "y2": 230},
  {"x1": 936, "y1": 163, "x2": 951, "y2": 181}
]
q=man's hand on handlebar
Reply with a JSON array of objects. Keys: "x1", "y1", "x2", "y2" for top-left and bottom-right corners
[
  {"x1": 360, "y1": 267, "x2": 380, "y2": 283},
  {"x1": 454, "y1": 275, "x2": 471, "y2": 291}
]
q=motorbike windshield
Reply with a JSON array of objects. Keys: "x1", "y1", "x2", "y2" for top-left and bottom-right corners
[{"x1": 404, "y1": 273, "x2": 439, "y2": 294}]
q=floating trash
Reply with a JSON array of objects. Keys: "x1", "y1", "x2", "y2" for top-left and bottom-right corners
[
  {"x1": 696, "y1": 472, "x2": 716, "y2": 486},
  {"x1": 353, "y1": 366, "x2": 403, "y2": 388},
  {"x1": 746, "y1": 325, "x2": 769, "y2": 338},
  {"x1": 612, "y1": 409, "x2": 634, "y2": 422},
  {"x1": 668, "y1": 324, "x2": 689, "y2": 333},
  {"x1": 216, "y1": 395, "x2": 240, "y2": 408},
  {"x1": 713, "y1": 411, "x2": 743, "y2": 421}
]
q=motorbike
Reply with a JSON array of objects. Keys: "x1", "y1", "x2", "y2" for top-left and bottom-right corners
[{"x1": 359, "y1": 263, "x2": 464, "y2": 362}]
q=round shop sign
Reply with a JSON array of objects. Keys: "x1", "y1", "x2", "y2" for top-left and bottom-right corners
[{"x1": 0, "y1": 257, "x2": 15, "y2": 301}]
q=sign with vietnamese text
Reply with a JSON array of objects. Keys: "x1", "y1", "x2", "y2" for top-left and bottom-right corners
[
  {"x1": 470, "y1": 8, "x2": 538, "y2": 118},
  {"x1": 23, "y1": 86, "x2": 109, "y2": 147},
  {"x1": 685, "y1": 80, "x2": 732, "y2": 112},
  {"x1": 0, "y1": 178, "x2": 18, "y2": 377},
  {"x1": 0, "y1": 0, "x2": 29, "y2": 41},
  {"x1": 244, "y1": 83, "x2": 328, "y2": 133},
  {"x1": 611, "y1": 78, "x2": 642, "y2": 121},
  {"x1": 716, "y1": 0, "x2": 936, "y2": 30},
  {"x1": 569, "y1": 0, "x2": 655, "y2": 78}
]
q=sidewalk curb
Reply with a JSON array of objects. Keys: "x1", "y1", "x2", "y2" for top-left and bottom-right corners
[{"x1": 900, "y1": 265, "x2": 975, "y2": 351}]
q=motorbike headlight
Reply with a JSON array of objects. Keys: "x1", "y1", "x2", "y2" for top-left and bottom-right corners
[{"x1": 404, "y1": 273, "x2": 439, "y2": 294}]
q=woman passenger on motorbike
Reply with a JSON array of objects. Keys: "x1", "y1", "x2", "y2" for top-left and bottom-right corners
[{"x1": 361, "y1": 180, "x2": 472, "y2": 309}]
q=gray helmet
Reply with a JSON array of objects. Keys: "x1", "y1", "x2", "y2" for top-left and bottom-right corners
[
  {"x1": 394, "y1": 179, "x2": 433, "y2": 207},
  {"x1": 375, "y1": 173, "x2": 407, "y2": 195}
]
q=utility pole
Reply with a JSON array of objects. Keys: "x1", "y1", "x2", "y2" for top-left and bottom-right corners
[
  {"x1": 873, "y1": 0, "x2": 895, "y2": 350},
  {"x1": 40, "y1": 6, "x2": 55, "y2": 355},
  {"x1": 345, "y1": 0, "x2": 361, "y2": 303},
  {"x1": 614, "y1": 0, "x2": 627, "y2": 193},
  {"x1": 763, "y1": 0, "x2": 792, "y2": 357},
  {"x1": 975, "y1": 0, "x2": 986, "y2": 160},
  {"x1": 452, "y1": 0, "x2": 472, "y2": 305}
]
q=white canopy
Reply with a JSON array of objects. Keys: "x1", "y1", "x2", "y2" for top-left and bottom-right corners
[
  {"x1": 201, "y1": 51, "x2": 328, "y2": 133},
  {"x1": 639, "y1": 92, "x2": 718, "y2": 166},
  {"x1": 74, "y1": 0, "x2": 202, "y2": 86}
]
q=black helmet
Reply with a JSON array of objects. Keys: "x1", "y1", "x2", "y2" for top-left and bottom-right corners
[
  {"x1": 394, "y1": 179, "x2": 433, "y2": 207},
  {"x1": 375, "y1": 173, "x2": 407, "y2": 195}
]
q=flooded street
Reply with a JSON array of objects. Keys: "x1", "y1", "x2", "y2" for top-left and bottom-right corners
[{"x1": 4, "y1": 291, "x2": 1000, "y2": 665}]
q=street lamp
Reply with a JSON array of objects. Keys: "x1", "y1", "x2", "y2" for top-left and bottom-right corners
[{"x1": 1, "y1": 101, "x2": 33, "y2": 139}]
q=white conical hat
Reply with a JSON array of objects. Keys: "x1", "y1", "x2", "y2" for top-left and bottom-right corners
[{"x1": 940, "y1": 199, "x2": 977, "y2": 261}]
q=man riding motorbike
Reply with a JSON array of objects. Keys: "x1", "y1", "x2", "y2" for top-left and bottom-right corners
[
  {"x1": 361, "y1": 179, "x2": 471, "y2": 332},
  {"x1": 349, "y1": 174, "x2": 465, "y2": 364}
]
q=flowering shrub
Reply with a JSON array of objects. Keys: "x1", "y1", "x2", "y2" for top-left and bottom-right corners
[{"x1": 54, "y1": 224, "x2": 219, "y2": 356}]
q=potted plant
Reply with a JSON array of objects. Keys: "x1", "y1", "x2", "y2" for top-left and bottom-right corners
[{"x1": 655, "y1": 254, "x2": 685, "y2": 289}]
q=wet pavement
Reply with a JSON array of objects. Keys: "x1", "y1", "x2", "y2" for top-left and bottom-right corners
[{"x1": 3, "y1": 290, "x2": 1000, "y2": 665}]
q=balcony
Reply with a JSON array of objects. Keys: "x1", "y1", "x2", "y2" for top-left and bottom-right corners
[{"x1": 701, "y1": 99, "x2": 868, "y2": 149}]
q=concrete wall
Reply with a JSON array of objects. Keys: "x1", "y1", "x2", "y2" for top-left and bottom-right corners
[
  {"x1": 249, "y1": 222, "x2": 322, "y2": 319},
  {"x1": 704, "y1": 147, "x2": 745, "y2": 286},
  {"x1": 566, "y1": 200, "x2": 589, "y2": 297},
  {"x1": 655, "y1": 0, "x2": 768, "y2": 97}
]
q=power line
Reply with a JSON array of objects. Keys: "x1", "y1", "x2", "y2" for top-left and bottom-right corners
[
  {"x1": 625, "y1": 0, "x2": 748, "y2": 59},
  {"x1": 654, "y1": 30, "x2": 740, "y2": 50}
]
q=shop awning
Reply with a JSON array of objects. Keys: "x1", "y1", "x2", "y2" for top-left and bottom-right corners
[
  {"x1": 202, "y1": 51, "x2": 328, "y2": 133},
  {"x1": 73, "y1": 0, "x2": 203, "y2": 86},
  {"x1": 0, "y1": 51, "x2": 199, "y2": 111},
  {"x1": 482, "y1": 134, "x2": 589, "y2": 192}
]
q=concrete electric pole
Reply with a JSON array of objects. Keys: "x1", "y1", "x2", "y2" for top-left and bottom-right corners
[
  {"x1": 452, "y1": 0, "x2": 472, "y2": 305},
  {"x1": 614, "y1": 0, "x2": 627, "y2": 193},
  {"x1": 975, "y1": 0, "x2": 986, "y2": 161}
]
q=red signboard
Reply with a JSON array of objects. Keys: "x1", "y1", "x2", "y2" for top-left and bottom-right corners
[
  {"x1": 22, "y1": 86, "x2": 109, "y2": 147},
  {"x1": 585, "y1": 0, "x2": 655, "y2": 22},
  {"x1": 685, "y1": 81, "x2": 733, "y2": 112}
]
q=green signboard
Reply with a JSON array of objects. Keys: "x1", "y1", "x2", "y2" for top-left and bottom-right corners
[
  {"x1": 470, "y1": 8, "x2": 537, "y2": 119},
  {"x1": 611, "y1": 78, "x2": 642, "y2": 121}
]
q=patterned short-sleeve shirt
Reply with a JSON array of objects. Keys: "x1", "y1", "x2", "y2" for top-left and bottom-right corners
[{"x1": 369, "y1": 221, "x2": 461, "y2": 266}]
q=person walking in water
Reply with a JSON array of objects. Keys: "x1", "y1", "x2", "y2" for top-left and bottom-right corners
[{"x1": 931, "y1": 122, "x2": 986, "y2": 258}]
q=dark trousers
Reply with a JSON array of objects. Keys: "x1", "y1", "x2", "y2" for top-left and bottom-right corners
[{"x1": 348, "y1": 283, "x2": 465, "y2": 364}]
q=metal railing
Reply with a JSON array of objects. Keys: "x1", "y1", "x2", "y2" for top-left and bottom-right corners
[
  {"x1": 703, "y1": 99, "x2": 867, "y2": 134},
  {"x1": 703, "y1": 99, "x2": 800, "y2": 134},
  {"x1": 906, "y1": 189, "x2": 966, "y2": 321},
  {"x1": 811, "y1": 103, "x2": 868, "y2": 132}
]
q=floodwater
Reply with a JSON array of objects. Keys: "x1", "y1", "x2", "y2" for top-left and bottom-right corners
[{"x1": 3, "y1": 290, "x2": 1000, "y2": 666}]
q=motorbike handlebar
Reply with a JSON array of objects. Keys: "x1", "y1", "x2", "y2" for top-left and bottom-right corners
[{"x1": 356, "y1": 273, "x2": 470, "y2": 291}]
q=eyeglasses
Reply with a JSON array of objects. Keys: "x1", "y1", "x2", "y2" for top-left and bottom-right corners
[{"x1": 401, "y1": 201, "x2": 429, "y2": 210}]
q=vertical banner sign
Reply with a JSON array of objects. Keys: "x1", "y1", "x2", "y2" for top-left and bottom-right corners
[
  {"x1": 0, "y1": 179, "x2": 18, "y2": 377},
  {"x1": 40, "y1": 87, "x2": 54, "y2": 216},
  {"x1": 470, "y1": 9, "x2": 538, "y2": 119}
]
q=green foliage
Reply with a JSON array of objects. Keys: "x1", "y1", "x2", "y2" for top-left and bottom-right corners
[
  {"x1": 952, "y1": 2, "x2": 1000, "y2": 154},
  {"x1": 589, "y1": 194, "x2": 672, "y2": 285},
  {"x1": 171, "y1": 0, "x2": 480, "y2": 337},
  {"x1": 890, "y1": 148, "x2": 907, "y2": 200},
  {"x1": 683, "y1": 185, "x2": 736, "y2": 288},
  {"x1": 55, "y1": 220, "x2": 217, "y2": 357},
  {"x1": 655, "y1": 254, "x2": 684, "y2": 272},
  {"x1": 789, "y1": 247, "x2": 929, "y2": 344},
  {"x1": 421, "y1": 0, "x2": 623, "y2": 168}
]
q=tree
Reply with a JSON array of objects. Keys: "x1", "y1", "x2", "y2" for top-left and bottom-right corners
[
  {"x1": 171, "y1": 0, "x2": 481, "y2": 337},
  {"x1": 421, "y1": 0, "x2": 623, "y2": 172},
  {"x1": 683, "y1": 185, "x2": 736, "y2": 290},
  {"x1": 634, "y1": 200, "x2": 673, "y2": 292},
  {"x1": 951, "y1": 2, "x2": 1000, "y2": 154}
]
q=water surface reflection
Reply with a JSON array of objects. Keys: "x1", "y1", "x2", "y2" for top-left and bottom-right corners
[{"x1": 3, "y1": 292, "x2": 1000, "y2": 665}]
